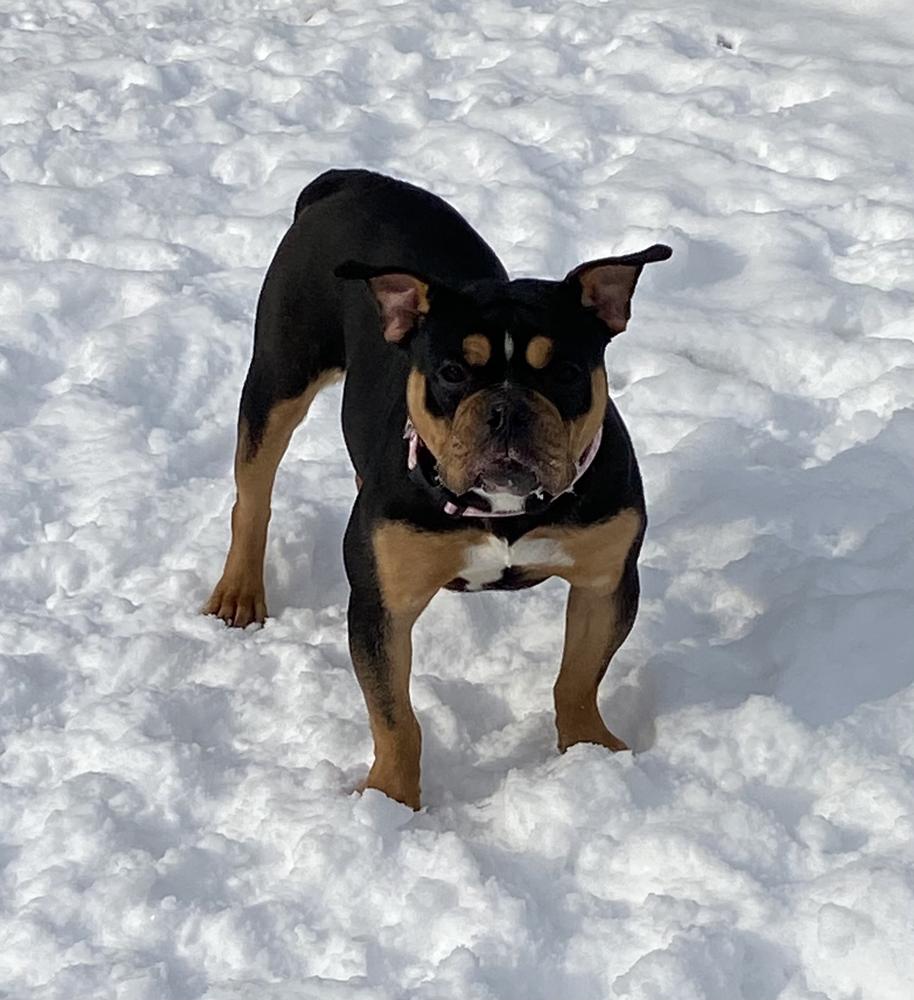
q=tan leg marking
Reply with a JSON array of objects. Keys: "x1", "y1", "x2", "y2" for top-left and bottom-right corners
[
  {"x1": 554, "y1": 586, "x2": 631, "y2": 752},
  {"x1": 567, "y1": 368, "x2": 608, "y2": 458},
  {"x1": 357, "y1": 521, "x2": 488, "y2": 807},
  {"x1": 203, "y1": 369, "x2": 342, "y2": 627},
  {"x1": 355, "y1": 608, "x2": 424, "y2": 810},
  {"x1": 528, "y1": 508, "x2": 642, "y2": 753}
]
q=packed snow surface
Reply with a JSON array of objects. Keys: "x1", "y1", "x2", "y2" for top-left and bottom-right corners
[{"x1": 2, "y1": 0, "x2": 914, "y2": 997}]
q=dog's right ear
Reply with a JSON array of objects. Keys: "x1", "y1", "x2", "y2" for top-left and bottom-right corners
[{"x1": 335, "y1": 262, "x2": 430, "y2": 344}]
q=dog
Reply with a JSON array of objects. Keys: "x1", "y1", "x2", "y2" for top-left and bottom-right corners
[{"x1": 204, "y1": 169, "x2": 671, "y2": 809}]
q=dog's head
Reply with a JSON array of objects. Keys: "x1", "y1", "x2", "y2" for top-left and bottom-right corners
[{"x1": 337, "y1": 245, "x2": 671, "y2": 510}]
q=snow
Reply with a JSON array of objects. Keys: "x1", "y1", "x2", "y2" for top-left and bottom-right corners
[{"x1": 1, "y1": 0, "x2": 913, "y2": 997}]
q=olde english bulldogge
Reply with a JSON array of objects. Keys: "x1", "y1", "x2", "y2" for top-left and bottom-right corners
[{"x1": 205, "y1": 168, "x2": 671, "y2": 809}]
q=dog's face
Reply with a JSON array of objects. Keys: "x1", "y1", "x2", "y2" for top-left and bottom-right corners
[
  {"x1": 402, "y1": 279, "x2": 610, "y2": 502},
  {"x1": 338, "y1": 245, "x2": 670, "y2": 506}
]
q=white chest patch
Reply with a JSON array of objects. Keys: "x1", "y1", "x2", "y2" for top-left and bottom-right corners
[
  {"x1": 504, "y1": 331, "x2": 514, "y2": 361},
  {"x1": 460, "y1": 534, "x2": 572, "y2": 590}
]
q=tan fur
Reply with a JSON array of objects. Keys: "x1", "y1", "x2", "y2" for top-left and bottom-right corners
[
  {"x1": 406, "y1": 370, "x2": 451, "y2": 458},
  {"x1": 406, "y1": 367, "x2": 606, "y2": 497},
  {"x1": 528, "y1": 506, "x2": 642, "y2": 592},
  {"x1": 462, "y1": 334, "x2": 491, "y2": 367},
  {"x1": 373, "y1": 521, "x2": 487, "y2": 614},
  {"x1": 567, "y1": 368, "x2": 608, "y2": 460},
  {"x1": 525, "y1": 335, "x2": 554, "y2": 369},
  {"x1": 204, "y1": 370, "x2": 343, "y2": 626},
  {"x1": 373, "y1": 508, "x2": 641, "y2": 606},
  {"x1": 407, "y1": 368, "x2": 487, "y2": 495},
  {"x1": 554, "y1": 586, "x2": 630, "y2": 752},
  {"x1": 360, "y1": 716, "x2": 422, "y2": 810},
  {"x1": 544, "y1": 508, "x2": 642, "y2": 752},
  {"x1": 440, "y1": 387, "x2": 576, "y2": 496},
  {"x1": 354, "y1": 608, "x2": 423, "y2": 809},
  {"x1": 438, "y1": 389, "x2": 494, "y2": 494}
]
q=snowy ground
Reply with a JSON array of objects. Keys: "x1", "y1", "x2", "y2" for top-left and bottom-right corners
[{"x1": 2, "y1": 0, "x2": 914, "y2": 997}]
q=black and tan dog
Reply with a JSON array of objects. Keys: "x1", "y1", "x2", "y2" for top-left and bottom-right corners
[{"x1": 204, "y1": 169, "x2": 671, "y2": 809}]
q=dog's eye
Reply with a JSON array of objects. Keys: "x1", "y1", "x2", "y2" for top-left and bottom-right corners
[
  {"x1": 438, "y1": 363, "x2": 468, "y2": 385},
  {"x1": 554, "y1": 361, "x2": 583, "y2": 385}
]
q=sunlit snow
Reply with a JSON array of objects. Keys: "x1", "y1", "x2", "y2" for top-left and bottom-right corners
[{"x1": 1, "y1": 1, "x2": 913, "y2": 998}]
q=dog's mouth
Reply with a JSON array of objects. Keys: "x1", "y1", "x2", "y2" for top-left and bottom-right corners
[
  {"x1": 477, "y1": 459, "x2": 535, "y2": 491},
  {"x1": 434, "y1": 452, "x2": 552, "y2": 516},
  {"x1": 467, "y1": 456, "x2": 543, "y2": 512},
  {"x1": 465, "y1": 473, "x2": 544, "y2": 518}
]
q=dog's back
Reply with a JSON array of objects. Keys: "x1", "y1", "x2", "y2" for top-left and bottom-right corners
[{"x1": 249, "y1": 170, "x2": 505, "y2": 409}]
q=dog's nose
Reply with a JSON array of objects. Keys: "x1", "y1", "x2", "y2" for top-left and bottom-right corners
[
  {"x1": 488, "y1": 396, "x2": 530, "y2": 437},
  {"x1": 488, "y1": 400, "x2": 509, "y2": 434}
]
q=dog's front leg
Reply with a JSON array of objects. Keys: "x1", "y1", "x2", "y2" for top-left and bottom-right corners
[
  {"x1": 345, "y1": 515, "x2": 462, "y2": 810},
  {"x1": 348, "y1": 586, "x2": 424, "y2": 810},
  {"x1": 553, "y1": 559, "x2": 640, "y2": 754}
]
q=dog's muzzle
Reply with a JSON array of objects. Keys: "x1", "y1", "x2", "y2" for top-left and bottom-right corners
[{"x1": 405, "y1": 421, "x2": 603, "y2": 518}]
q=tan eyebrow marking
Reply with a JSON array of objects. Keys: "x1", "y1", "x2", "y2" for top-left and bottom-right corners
[
  {"x1": 462, "y1": 334, "x2": 492, "y2": 367},
  {"x1": 525, "y1": 335, "x2": 554, "y2": 370}
]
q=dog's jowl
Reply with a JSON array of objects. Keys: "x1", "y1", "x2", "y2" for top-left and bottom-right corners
[{"x1": 204, "y1": 168, "x2": 671, "y2": 810}]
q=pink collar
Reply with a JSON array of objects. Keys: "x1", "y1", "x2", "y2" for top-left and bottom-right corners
[{"x1": 405, "y1": 422, "x2": 603, "y2": 518}]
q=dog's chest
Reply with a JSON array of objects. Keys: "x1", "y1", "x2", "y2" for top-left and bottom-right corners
[{"x1": 451, "y1": 534, "x2": 572, "y2": 591}]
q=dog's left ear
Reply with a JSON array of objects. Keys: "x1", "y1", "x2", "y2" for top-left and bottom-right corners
[
  {"x1": 335, "y1": 262, "x2": 431, "y2": 344},
  {"x1": 565, "y1": 244, "x2": 672, "y2": 336}
]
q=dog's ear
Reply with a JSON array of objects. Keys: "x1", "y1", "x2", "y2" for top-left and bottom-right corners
[
  {"x1": 336, "y1": 262, "x2": 431, "y2": 344},
  {"x1": 565, "y1": 244, "x2": 672, "y2": 336}
]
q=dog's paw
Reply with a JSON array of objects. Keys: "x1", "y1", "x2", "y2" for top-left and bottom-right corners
[
  {"x1": 558, "y1": 724, "x2": 629, "y2": 754},
  {"x1": 202, "y1": 580, "x2": 267, "y2": 628},
  {"x1": 358, "y1": 769, "x2": 421, "y2": 812}
]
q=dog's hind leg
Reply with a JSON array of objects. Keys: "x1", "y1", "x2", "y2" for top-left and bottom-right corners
[
  {"x1": 204, "y1": 204, "x2": 348, "y2": 627},
  {"x1": 204, "y1": 366, "x2": 342, "y2": 628}
]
